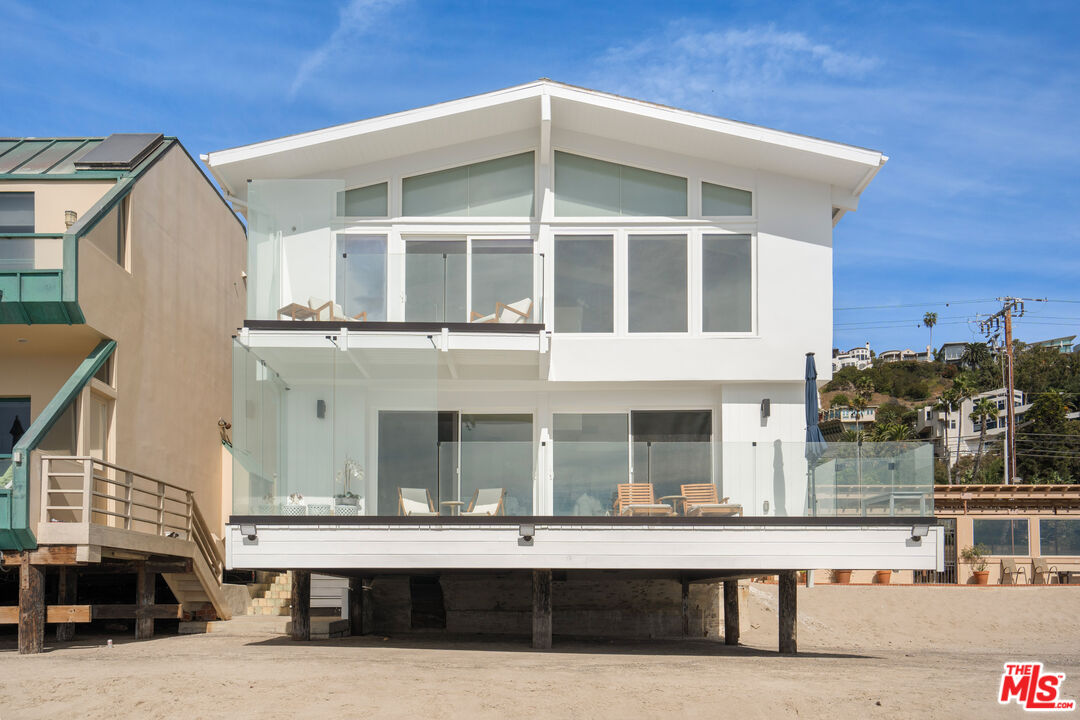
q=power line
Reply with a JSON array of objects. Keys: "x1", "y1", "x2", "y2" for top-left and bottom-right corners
[{"x1": 835, "y1": 299, "x2": 996, "y2": 311}]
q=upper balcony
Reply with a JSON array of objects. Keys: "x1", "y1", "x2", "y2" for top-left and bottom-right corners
[{"x1": 0, "y1": 233, "x2": 75, "y2": 323}]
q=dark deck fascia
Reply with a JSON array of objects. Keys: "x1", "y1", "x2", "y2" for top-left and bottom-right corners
[
  {"x1": 244, "y1": 320, "x2": 545, "y2": 334},
  {"x1": 230, "y1": 515, "x2": 938, "y2": 527}
]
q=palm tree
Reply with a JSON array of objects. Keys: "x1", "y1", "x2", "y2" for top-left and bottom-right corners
[
  {"x1": 923, "y1": 312, "x2": 938, "y2": 353},
  {"x1": 960, "y1": 342, "x2": 991, "y2": 371},
  {"x1": 868, "y1": 422, "x2": 915, "y2": 442},
  {"x1": 951, "y1": 376, "x2": 975, "y2": 480},
  {"x1": 934, "y1": 388, "x2": 961, "y2": 484},
  {"x1": 850, "y1": 395, "x2": 869, "y2": 433},
  {"x1": 969, "y1": 397, "x2": 998, "y2": 479}
]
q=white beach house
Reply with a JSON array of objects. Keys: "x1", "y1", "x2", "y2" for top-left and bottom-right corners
[{"x1": 205, "y1": 80, "x2": 941, "y2": 650}]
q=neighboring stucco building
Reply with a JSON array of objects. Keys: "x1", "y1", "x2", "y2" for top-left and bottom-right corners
[
  {"x1": 0, "y1": 135, "x2": 245, "y2": 651},
  {"x1": 916, "y1": 387, "x2": 1028, "y2": 466},
  {"x1": 832, "y1": 343, "x2": 871, "y2": 372}
]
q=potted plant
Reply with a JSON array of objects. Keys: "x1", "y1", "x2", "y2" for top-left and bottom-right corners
[
  {"x1": 832, "y1": 569, "x2": 852, "y2": 584},
  {"x1": 874, "y1": 569, "x2": 892, "y2": 585},
  {"x1": 961, "y1": 543, "x2": 990, "y2": 584},
  {"x1": 334, "y1": 456, "x2": 364, "y2": 506}
]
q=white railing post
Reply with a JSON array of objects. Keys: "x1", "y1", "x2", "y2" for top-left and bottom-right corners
[
  {"x1": 40, "y1": 456, "x2": 51, "y2": 525},
  {"x1": 158, "y1": 481, "x2": 166, "y2": 535},
  {"x1": 126, "y1": 471, "x2": 134, "y2": 530},
  {"x1": 82, "y1": 458, "x2": 93, "y2": 525}
]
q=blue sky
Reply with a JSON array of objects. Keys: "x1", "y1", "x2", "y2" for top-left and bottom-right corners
[{"x1": 3, "y1": 0, "x2": 1078, "y2": 352}]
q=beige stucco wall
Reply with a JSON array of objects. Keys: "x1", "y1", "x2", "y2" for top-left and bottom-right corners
[
  {"x1": 0, "y1": 180, "x2": 115, "y2": 234},
  {"x1": 76, "y1": 144, "x2": 246, "y2": 535}
]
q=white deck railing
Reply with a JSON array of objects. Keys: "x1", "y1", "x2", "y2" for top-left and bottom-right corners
[{"x1": 39, "y1": 455, "x2": 224, "y2": 580}]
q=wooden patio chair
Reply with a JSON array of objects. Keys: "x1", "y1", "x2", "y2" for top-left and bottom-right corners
[
  {"x1": 1033, "y1": 557, "x2": 1059, "y2": 585},
  {"x1": 614, "y1": 483, "x2": 674, "y2": 517},
  {"x1": 398, "y1": 487, "x2": 438, "y2": 516},
  {"x1": 680, "y1": 483, "x2": 743, "y2": 517},
  {"x1": 461, "y1": 488, "x2": 505, "y2": 516},
  {"x1": 1001, "y1": 558, "x2": 1027, "y2": 585},
  {"x1": 308, "y1": 296, "x2": 367, "y2": 322},
  {"x1": 470, "y1": 297, "x2": 532, "y2": 324}
]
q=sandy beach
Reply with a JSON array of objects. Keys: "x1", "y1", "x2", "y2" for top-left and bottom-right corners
[{"x1": 1, "y1": 584, "x2": 1076, "y2": 720}]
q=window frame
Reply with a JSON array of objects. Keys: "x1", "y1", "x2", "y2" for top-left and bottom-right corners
[
  {"x1": 336, "y1": 180, "x2": 391, "y2": 219},
  {"x1": 625, "y1": 232, "x2": 690, "y2": 335},
  {"x1": 552, "y1": 148, "x2": 689, "y2": 219},
  {"x1": 552, "y1": 231, "x2": 617, "y2": 335},
  {"x1": 0, "y1": 191, "x2": 35, "y2": 233},
  {"x1": 399, "y1": 150, "x2": 538, "y2": 219},
  {"x1": 698, "y1": 230, "x2": 757, "y2": 336},
  {"x1": 1039, "y1": 518, "x2": 1080, "y2": 557},
  {"x1": 700, "y1": 179, "x2": 756, "y2": 219},
  {"x1": 972, "y1": 517, "x2": 1030, "y2": 556}
]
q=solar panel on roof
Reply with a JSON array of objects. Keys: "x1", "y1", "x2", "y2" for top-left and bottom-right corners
[
  {"x1": 12, "y1": 140, "x2": 86, "y2": 174},
  {"x1": 48, "y1": 140, "x2": 103, "y2": 174},
  {"x1": 75, "y1": 133, "x2": 163, "y2": 170},
  {"x1": 0, "y1": 140, "x2": 50, "y2": 173}
]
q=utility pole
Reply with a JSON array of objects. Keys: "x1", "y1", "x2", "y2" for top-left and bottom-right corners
[{"x1": 979, "y1": 297, "x2": 1046, "y2": 484}]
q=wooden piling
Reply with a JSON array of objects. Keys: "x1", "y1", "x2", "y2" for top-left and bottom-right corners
[
  {"x1": 291, "y1": 570, "x2": 311, "y2": 641},
  {"x1": 348, "y1": 577, "x2": 363, "y2": 636},
  {"x1": 681, "y1": 577, "x2": 690, "y2": 637},
  {"x1": 532, "y1": 569, "x2": 552, "y2": 650},
  {"x1": 135, "y1": 562, "x2": 156, "y2": 640},
  {"x1": 723, "y1": 580, "x2": 740, "y2": 646},
  {"x1": 56, "y1": 567, "x2": 76, "y2": 642},
  {"x1": 18, "y1": 558, "x2": 44, "y2": 654},
  {"x1": 778, "y1": 570, "x2": 798, "y2": 654}
]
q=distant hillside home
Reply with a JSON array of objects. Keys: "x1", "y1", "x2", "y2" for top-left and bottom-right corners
[
  {"x1": 1030, "y1": 335, "x2": 1076, "y2": 354},
  {"x1": 917, "y1": 387, "x2": 1028, "y2": 466},
  {"x1": 832, "y1": 342, "x2": 872, "y2": 372},
  {"x1": 822, "y1": 405, "x2": 877, "y2": 428},
  {"x1": 877, "y1": 346, "x2": 932, "y2": 364},
  {"x1": 939, "y1": 342, "x2": 968, "y2": 365}
]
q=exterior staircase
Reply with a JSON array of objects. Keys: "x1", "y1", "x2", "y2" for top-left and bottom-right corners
[{"x1": 246, "y1": 571, "x2": 292, "y2": 616}]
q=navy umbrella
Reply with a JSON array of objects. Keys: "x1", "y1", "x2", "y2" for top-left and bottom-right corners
[{"x1": 804, "y1": 353, "x2": 828, "y2": 515}]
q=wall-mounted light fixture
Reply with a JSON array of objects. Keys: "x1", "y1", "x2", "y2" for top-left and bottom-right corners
[
  {"x1": 761, "y1": 399, "x2": 771, "y2": 419},
  {"x1": 316, "y1": 399, "x2": 326, "y2": 419},
  {"x1": 64, "y1": 210, "x2": 78, "y2": 228},
  {"x1": 911, "y1": 524, "x2": 930, "y2": 542}
]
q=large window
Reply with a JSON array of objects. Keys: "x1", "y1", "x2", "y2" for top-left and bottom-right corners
[
  {"x1": 0, "y1": 192, "x2": 33, "y2": 233},
  {"x1": 628, "y1": 234, "x2": 687, "y2": 333},
  {"x1": 337, "y1": 182, "x2": 388, "y2": 217},
  {"x1": 554, "y1": 152, "x2": 686, "y2": 216},
  {"x1": 336, "y1": 234, "x2": 387, "y2": 320},
  {"x1": 459, "y1": 413, "x2": 533, "y2": 515},
  {"x1": 0, "y1": 398, "x2": 30, "y2": 477},
  {"x1": 973, "y1": 518, "x2": 1029, "y2": 555},
  {"x1": 402, "y1": 152, "x2": 534, "y2": 217},
  {"x1": 553, "y1": 235, "x2": 613, "y2": 333},
  {"x1": 553, "y1": 413, "x2": 629, "y2": 516},
  {"x1": 702, "y1": 181, "x2": 752, "y2": 216},
  {"x1": 1040, "y1": 519, "x2": 1080, "y2": 556},
  {"x1": 702, "y1": 234, "x2": 752, "y2": 332},
  {"x1": 470, "y1": 239, "x2": 536, "y2": 323},
  {"x1": 404, "y1": 239, "x2": 467, "y2": 322},
  {"x1": 631, "y1": 410, "x2": 712, "y2": 502}
]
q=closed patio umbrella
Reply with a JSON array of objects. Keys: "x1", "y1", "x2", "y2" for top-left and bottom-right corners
[{"x1": 804, "y1": 352, "x2": 828, "y2": 516}]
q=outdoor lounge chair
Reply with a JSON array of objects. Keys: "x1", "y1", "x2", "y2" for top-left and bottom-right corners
[
  {"x1": 308, "y1": 296, "x2": 367, "y2": 323},
  {"x1": 1001, "y1": 558, "x2": 1028, "y2": 585},
  {"x1": 398, "y1": 487, "x2": 438, "y2": 516},
  {"x1": 1033, "y1": 557, "x2": 1059, "y2": 585},
  {"x1": 614, "y1": 483, "x2": 674, "y2": 517},
  {"x1": 680, "y1": 483, "x2": 743, "y2": 517},
  {"x1": 461, "y1": 488, "x2": 506, "y2": 516},
  {"x1": 470, "y1": 297, "x2": 533, "y2": 324}
]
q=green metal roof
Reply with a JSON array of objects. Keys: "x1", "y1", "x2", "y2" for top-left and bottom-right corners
[{"x1": 0, "y1": 137, "x2": 175, "y2": 179}]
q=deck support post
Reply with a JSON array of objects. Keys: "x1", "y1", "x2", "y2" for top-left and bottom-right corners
[
  {"x1": 291, "y1": 570, "x2": 311, "y2": 641},
  {"x1": 532, "y1": 569, "x2": 552, "y2": 650},
  {"x1": 681, "y1": 577, "x2": 690, "y2": 637},
  {"x1": 348, "y1": 577, "x2": 364, "y2": 636},
  {"x1": 723, "y1": 580, "x2": 740, "y2": 646},
  {"x1": 778, "y1": 571, "x2": 797, "y2": 654},
  {"x1": 18, "y1": 558, "x2": 45, "y2": 654},
  {"x1": 135, "y1": 562, "x2": 155, "y2": 640},
  {"x1": 56, "y1": 567, "x2": 77, "y2": 642}
]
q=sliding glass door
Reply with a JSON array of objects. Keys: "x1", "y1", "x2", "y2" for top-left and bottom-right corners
[
  {"x1": 459, "y1": 414, "x2": 533, "y2": 515},
  {"x1": 631, "y1": 410, "x2": 712, "y2": 501},
  {"x1": 552, "y1": 413, "x2": 629, "y2": 516},
  {"x1": 336, "y1": 234, "x2": 387, "y2": 320},
  {"x1": 404, "y1": 239, "x2": 467, "y2": 322}
]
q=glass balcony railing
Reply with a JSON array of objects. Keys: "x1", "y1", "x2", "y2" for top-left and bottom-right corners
[
  {"x1": 231, "y1": 438, "x2": 934, "y2": 519},
  {"x1": 257, "y1": 251, "x2": 545, "y2": 325},
  {"x1": 0, "y1": 234, "x2": 63, "y2": 271}
]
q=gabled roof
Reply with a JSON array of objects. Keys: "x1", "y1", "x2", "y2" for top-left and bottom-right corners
[{"x1": 204, "y1": 79, "x2": 887, "y2": 214}]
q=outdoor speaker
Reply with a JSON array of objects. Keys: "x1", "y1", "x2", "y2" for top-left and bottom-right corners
[
  {"x1": 316, "y1": 399, "x2": 326, "y2": 419},
  {"x1": 761, "y1": 398, "x2": 771, "y2": 418}
]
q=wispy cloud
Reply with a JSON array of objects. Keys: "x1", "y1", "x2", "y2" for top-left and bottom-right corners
[
  {"x1": 591, "y1": 22, "x2": 879, "y2": 116},
  {"x1": 289, "y1": 0, "x2": 403, "y2": 100}
]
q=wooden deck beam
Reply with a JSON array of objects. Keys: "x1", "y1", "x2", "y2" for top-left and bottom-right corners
[
  {"x1": 778, "y1": 570, "x2": 798, "y2": 654},
  {"x1": 2, "y1": 546, "x2": 77, "y2": 566},
  {"x1": 532, "y1": 569, "x2": 552, "y2": 650},
  {"x1": 724, "y1": 580, "x2": 740, "y2": 646},
  {"x1": 291, "y1": 571, "x2": 311, "y2": 641}
]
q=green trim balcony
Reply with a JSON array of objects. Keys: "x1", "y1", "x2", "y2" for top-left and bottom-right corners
[{"x1": 0, "y1": 233, "x2": 82, "y2": 324}]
